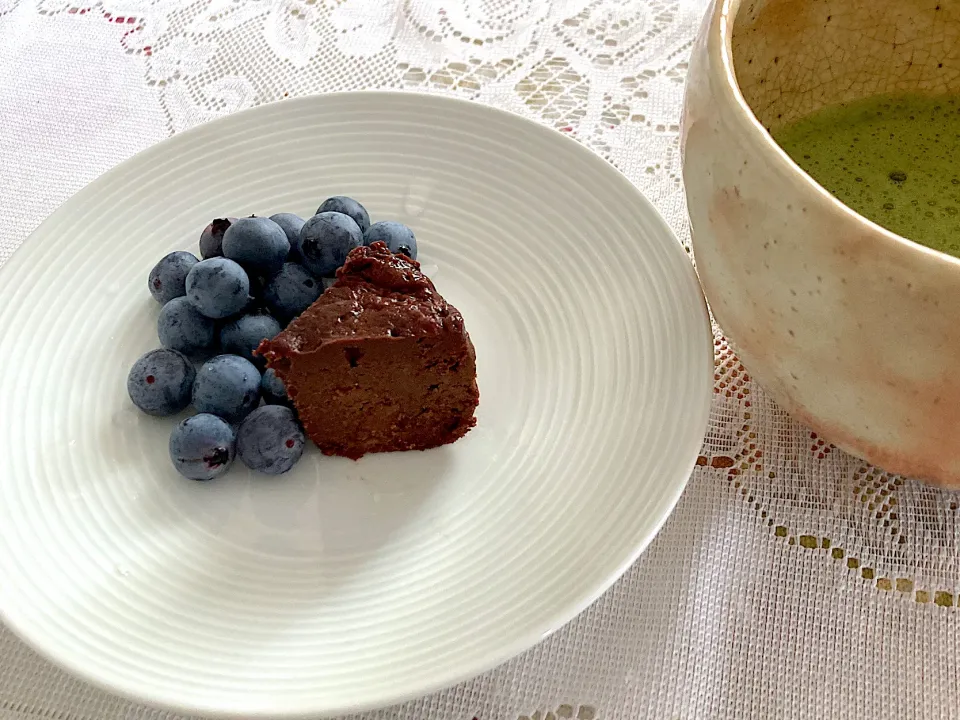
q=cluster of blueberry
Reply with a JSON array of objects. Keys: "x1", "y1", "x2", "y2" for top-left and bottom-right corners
[{"x1": 125, "y1": 196, "x2": 418, "y2": 481}]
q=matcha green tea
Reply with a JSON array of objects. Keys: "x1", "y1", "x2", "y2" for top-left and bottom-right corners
[{"x1": 774, "y1": 94, "x2": 960, "y2": 257}]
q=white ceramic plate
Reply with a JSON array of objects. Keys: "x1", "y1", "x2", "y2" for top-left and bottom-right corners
[{"x1": 0, "y1": 92, "x2": 712, "y2": 718}]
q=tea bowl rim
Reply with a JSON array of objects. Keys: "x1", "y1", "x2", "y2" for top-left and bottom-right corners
[{"x1": 705, "y1": 0, "x2": 960, "y2": 270}]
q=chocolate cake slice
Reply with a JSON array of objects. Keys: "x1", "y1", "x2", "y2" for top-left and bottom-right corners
[{"x1": 258, "y1": 242, "x2": 479, "y2": 459}]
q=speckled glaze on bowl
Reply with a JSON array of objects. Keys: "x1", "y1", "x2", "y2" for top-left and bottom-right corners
[{"x1": 682, "y1": 0, "x2": 960, "y2": 488}]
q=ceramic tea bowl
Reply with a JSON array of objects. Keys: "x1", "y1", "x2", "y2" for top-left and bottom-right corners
[{"x1": 682, "y1": 0, "x2": 960, "y2": 488}]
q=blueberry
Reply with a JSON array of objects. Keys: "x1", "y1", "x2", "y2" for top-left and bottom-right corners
[
  {"x1": 199, "y1": 218, "x2": 236, "y2": 259},
  {"x1": 297, "y1": 211, "x2": 363, "y2": 277},
  {"x1": 269, "y1": 213, "x2": 306, "y2": 246},
  {"x1": 169, "y1": 414, "x2": 236, "y2": 481},
  {"x1": 222, "y1": 216, "x2": 290, "y2": 277},
  {"x1": 316, "y1": 196, "x2": 370, "y2": 233},
  {"x1": 261, "y1": 368, "x2": 289, "y2": 405},
  {"x1": 219, "y1": 313, "x2": 281, "y2": 366},
  {"x1": 158, "y1": 296, "x2": 217, "y2": 356},
  {"x1": 148, "y1": 251, "x2": 199, "y2": 304},
  {"x1": 186, "y1": 257, "x2": 250, "y2": 319},
  {"x1": 192, "y1": 354, "x2": 261, "y2": 422},
  {"x1": 363, "y1": 221, "x2": 417, "y2": 260},
  {"x1": 236, "y1": 405, "x2": 305, "y2": 475},
  {"x1": 263, "y1": 262, "x2": 322, "y2": 323},
  {"x1": 127, "y1": 348, "x2": 195, "y2": 416}
]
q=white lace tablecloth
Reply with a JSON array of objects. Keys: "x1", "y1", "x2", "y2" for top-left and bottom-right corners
[{"x1": 1, "y1": 1, "x2": 958, "y2": 718}]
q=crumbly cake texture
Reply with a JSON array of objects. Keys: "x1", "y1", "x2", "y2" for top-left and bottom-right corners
[{"x1": 258, "y1": 242, "x2": 479, "y2": 459}]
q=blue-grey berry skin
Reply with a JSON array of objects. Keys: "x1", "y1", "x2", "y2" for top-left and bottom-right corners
[
  {"x1": 127, "y1": 348, "x2": 195, "y2": 417},
  {"x1": 261, "y1": 368, "x2": 289, "y2": 405},
  {"x1": 236, "y1": 405, "x2": 304, "y2": 475},
  {"x1": 297, "y1": 211, "x2": 362, "y2": 277},
  {"x1": 219, "y1": 313, "x2": 281, "y2": 367},
  {"x1": 169, "y1": 414, "x2": 236, "y2": 481},
  {"x1": 269, "y1": 213, "x2": 306, "y2": 246},
  {"x1": 158, "y1": 297, "x2": 217, "y2": 356},
  {"x1": 363, "y1": 221, "x2": 417, "y2": 260},
  {"x1": 263, "y1": 262, "x2": 323, "y2": 323},
  {"x1": 199, "y1": 218, "x2": 236, "y2": 259},
  {"x1": 148, "y1": 251, "x2": 199, "y2": 304},
  {"x1": 192, "y1": 355, "x2": 262, "y2": 423},
  {"x1": 222, "y1": 216, "x2": 290, "y2": 277},
  {"x1": 186, "y1": 257, "x2": 250, "y2": 319},
  {"x1": 316, "y1": 196, "x2": 370, "y2": 233}
]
